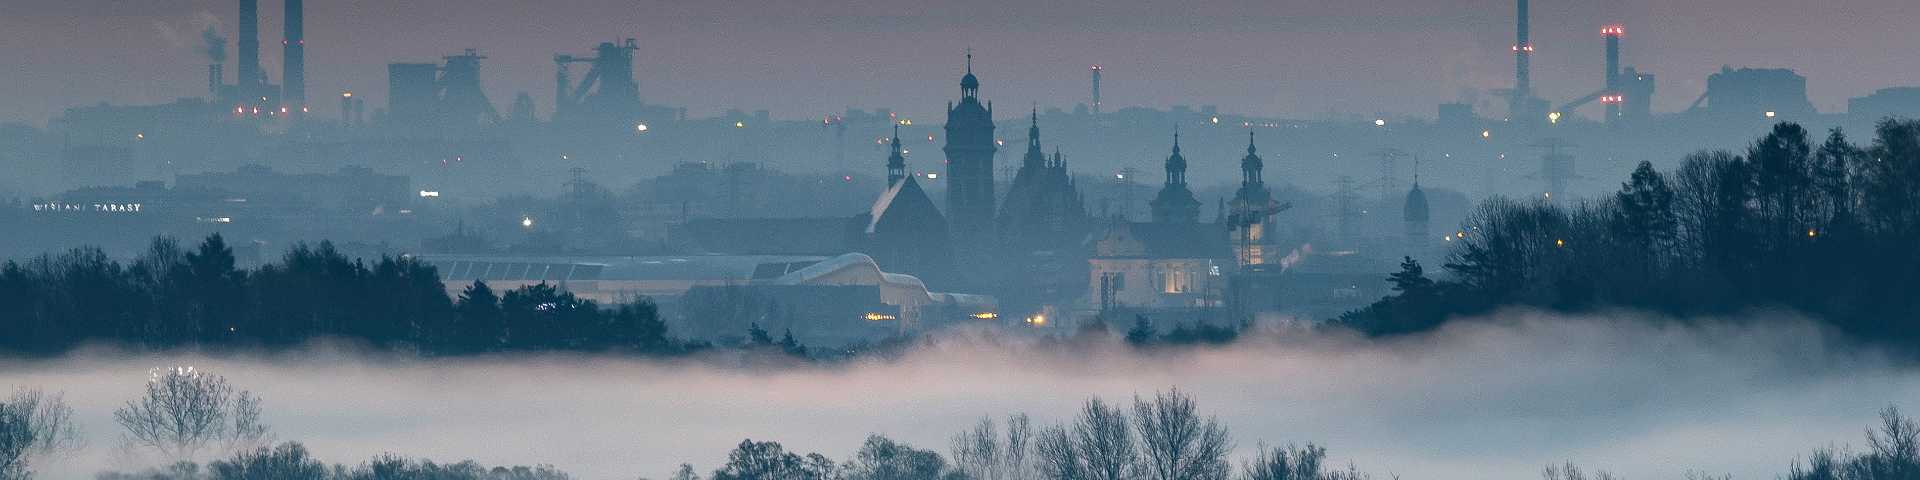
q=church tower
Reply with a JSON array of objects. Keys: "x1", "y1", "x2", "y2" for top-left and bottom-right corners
[
  {"x1": 1150, "y1": 128, "x2": 1202, "y2": 224},
  {"x1": 943, "y1": 51, "x2": 998, "y2": 283},
  {"x1": 1403, "y1": 159, "x2": 1431, "y2": 257},
  {"x1": 1229, "y1": 132, "x2": 1276, "y2": 266},
  {"x1": 886, "y1": 124, "x2": 907, "y2": 186}
]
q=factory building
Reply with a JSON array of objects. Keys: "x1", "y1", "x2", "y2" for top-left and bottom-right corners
[
  {"x1": 1850, "y1": 87, "x2": 1920, "y2": 121},
  {"x1": 1695, "y1": 67, "x2": 1816, "y2": 119}
]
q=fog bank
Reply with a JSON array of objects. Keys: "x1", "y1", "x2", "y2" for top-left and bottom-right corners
[{"x1": 4, "y1": 309, "x2": 1913, "y2": 479}]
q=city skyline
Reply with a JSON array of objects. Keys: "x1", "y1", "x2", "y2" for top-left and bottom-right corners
[{"x1": 3, "y1": 0, "x2": 1917, "y2": 126}]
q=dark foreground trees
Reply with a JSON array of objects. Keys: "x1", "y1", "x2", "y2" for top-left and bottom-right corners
[
  {"x1": 0, "y1": 235, "x2": 677, "y2": 356},
  {"x1": 1340, "y1": 120, "x2": 1920, "y2": 345}
]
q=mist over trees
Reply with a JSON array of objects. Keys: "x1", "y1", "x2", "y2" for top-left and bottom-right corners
[
  {"x1": 0, "y1": 389, "x2": 82, "y2": 480},
  {"x1": 1341, "y1": 120, "x2": 1920, "y2": 345},
  {"x1": 113, "y1": 367, "x2": 270, "y2": 462}
]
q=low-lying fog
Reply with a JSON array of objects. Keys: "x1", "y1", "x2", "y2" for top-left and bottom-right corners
[{"x1": 6, "y1": 310, "x2": 1915, "y2": 479}]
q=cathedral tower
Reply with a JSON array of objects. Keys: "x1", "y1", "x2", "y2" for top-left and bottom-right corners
[{"x1": 943, "y1": 51, "x2": 998, "y2": 283}]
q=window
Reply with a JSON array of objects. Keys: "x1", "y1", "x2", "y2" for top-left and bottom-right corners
[{"x1": 1162, "y1": 269, "x2": 1191, "y2": 294}]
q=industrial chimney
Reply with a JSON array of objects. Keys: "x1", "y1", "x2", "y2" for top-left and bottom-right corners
[
  {"x1": 1511, "y1": 0, "x2": 1534, "y2": 120},
  {"x1": 1603, "y1": 25, "x2": 1623, "y2": 123},
  {"x1": 284, "y1": 0, "x2": 306, "y2": 111},
  {"x1": 238, "y1": 0, "x2": 260, "y2": 91},
  {"x1": 1090, "y1": 65, "x2": 1102, "y2": 115}
]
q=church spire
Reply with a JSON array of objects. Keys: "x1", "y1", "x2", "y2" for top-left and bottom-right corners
[
  {"x1": 887, "y1": 123, "x2": 906, "y2": 186},
  {"x1": 1165, "y1": 126, "x2": 1187, "y2": 186},
  {"x1": 960, "y1": 48, "x2": 980, "y2": 98},
  {"x1": 1028, "y1": 105, "x2": 1040, "y2": 150},
  {"x1": 1241, "y1": 131, "x2": 1264, "y2": 186}
]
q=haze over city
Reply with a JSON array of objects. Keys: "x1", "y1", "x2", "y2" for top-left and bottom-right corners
[
  {"x1": 8, "y1": 1, "x2": 1920, "y2": 480},
  {"x1": 3, "y1": 0, "x2": 1918, "y2": 125}
]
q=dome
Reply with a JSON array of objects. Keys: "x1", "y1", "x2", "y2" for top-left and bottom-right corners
[
  {"x1": 1403, "y1": 184, "x2": 1430, "y2": 223},
  {"x1": 961, "y1": 72, "x2": 980, "y2": 91}
]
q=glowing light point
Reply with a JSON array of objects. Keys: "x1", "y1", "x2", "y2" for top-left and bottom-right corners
[
  {"x1": 635, "y1": 123, "x2": 649, "y2": 132},
  {"x1": 520, "y1": 216, "x2": 535, "y2": 228}
]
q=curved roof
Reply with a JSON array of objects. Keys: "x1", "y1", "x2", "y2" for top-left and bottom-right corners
[{"x1": 770, "y1": 253, "x2": 940, "y2": 300}]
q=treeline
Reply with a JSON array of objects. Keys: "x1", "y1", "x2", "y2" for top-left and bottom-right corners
[
  {"x1": 0, "y1": 235, "x2": 681, "y2": 356},
  {"x1": 92, "y1": 445, "x2": 577, "y2": 480},
  {"x1": 1341, "y1": 120, "x2": 1920, "y2": 344}
]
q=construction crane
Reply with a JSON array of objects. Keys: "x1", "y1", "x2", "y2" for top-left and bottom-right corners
[{"x1": 1227, "y1": 198, "x2": 1293, "y2": 267}]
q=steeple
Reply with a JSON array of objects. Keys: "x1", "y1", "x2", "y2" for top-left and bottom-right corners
[
  {"x1": 1241, "y1": 131, "x2": 1264, "y2": 186},
  {"x1": 1028, "y1": 106, "x2": 1040, "y2": 147},
  {"x1": 1165, "y1": 127, "x2": 1187, "y2": 186},
  {"x1": 1024, "y1": 106, "x2": 1044, "y2": 169},
  {"x1": 1149, "y1": 126, "x2": 1201, "y2": 224},
  {"x1": 960, "y1": 49, "x2": 980, "y2": 98},
  {"x1": 887, "y1": 124, "x2": 906, "y2": 186}
]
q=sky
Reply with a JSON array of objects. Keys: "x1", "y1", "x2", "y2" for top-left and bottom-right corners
[
  {"x1": 6, "y1": 310, "x2": 1912, "y2": 479},
  {"x1": 1, "y1": 0, "x2": 1917, "y2": 126}
]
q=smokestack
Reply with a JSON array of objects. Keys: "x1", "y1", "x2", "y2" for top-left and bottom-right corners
[
  {"x1": 1090, "y1": 65, "x2": 1102, "y2": 115},
  {"x1": 284, "y1": 0, "x2": 305, "y2": 110},
  {"x1": 1603, "y1": 25, "x2": 1622, "y2": 122},
  {"x1": 238, "y1": 0, "x2": 260, "y2": 90},
  {"x1": 209, "y1": 65, "x2": 223, "y2": 96},
  {"x1": 1512, "y1": 0, "x2": 1532, "y2": 118}
]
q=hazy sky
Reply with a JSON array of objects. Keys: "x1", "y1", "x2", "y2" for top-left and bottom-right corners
[
  {"x1": 2, "y1": 0, "x2": 1917, "y2": 125},
  {"x1": 6, "y1": 311, "x2": 1912, "y2": 479}
]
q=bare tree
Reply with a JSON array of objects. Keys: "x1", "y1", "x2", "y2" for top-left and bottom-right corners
[
  {"x1": 1005, "y1": 414, "x2": 1034, "y2": 480},
  {"x1": 952, "y1": 414, "x2": 1037, "y2": 480},
  {"x1": 1541, "y1": 463, "x2": 1616, "y2": 480},
  {"x1": 1242, "y1": 443, "x2": 1324, "y2": 480},
  {"x1": 1133, "y1": 389, "x2": 1231, "y2": 480},
  {"x1": 1072, "y1": 398, "x2": 1135, "y2": 480},
  {"x1": 0, "y1": 389, "x2": 83, "y2": 479},
  {"x1": 114, "y1": 367, "x2": 272, "y2": 462},
  {"x1": 1034, "y1": 426, "x2": 1082, "y2": 480},
  {"x1": 952, "y1": 418, "x2": 1002, "y2": 480}
]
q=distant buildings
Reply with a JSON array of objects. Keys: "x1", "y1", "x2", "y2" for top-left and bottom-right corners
[
  {"x1": 1698, "y1": 67, "x2": 1815, "y2": 119},
  {"x1": 414, "y1": 253, "x2": 993, "y2": 347},
  {"x1": 1850, "y1": 87, "x2": 1920, "y2": 121}
]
